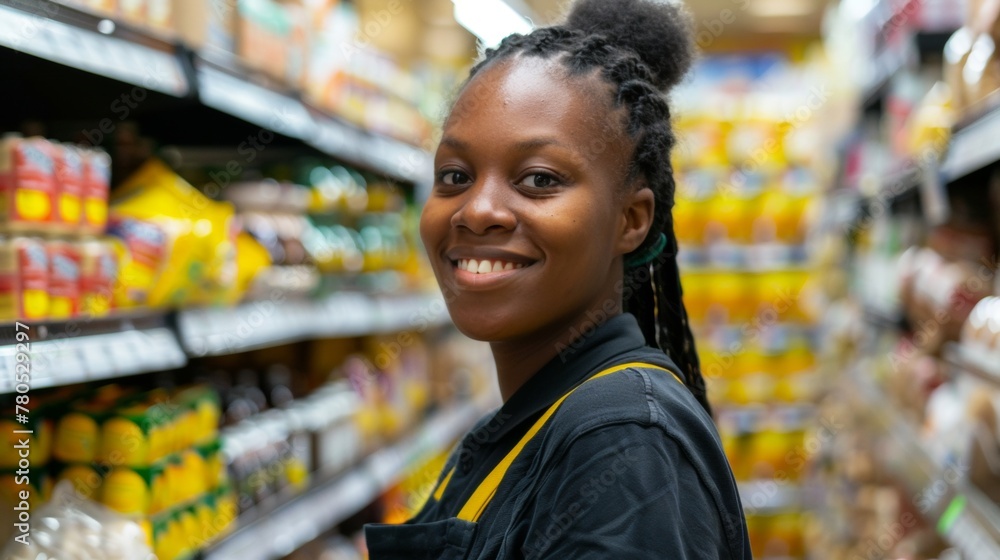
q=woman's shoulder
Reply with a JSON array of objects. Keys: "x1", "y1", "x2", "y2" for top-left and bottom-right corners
[{"x1": 553, "y1": 357, "x2": 717, "y2": 441}]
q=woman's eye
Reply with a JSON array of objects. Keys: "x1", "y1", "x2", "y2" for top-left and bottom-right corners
[
  {"x1": 517, "y1": 173, "x2": 560, "y2": 189},
  {"x1": 440, "y1": 171, "x2": 472, "y2": 186}
]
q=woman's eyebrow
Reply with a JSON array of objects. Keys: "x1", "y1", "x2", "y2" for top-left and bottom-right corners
[
  {"x1": 439, "y1": 136, "x2": 470, "y2": 150},
  {"x1": 513, "y1": 138, "x2": 568, "y2": 152}
]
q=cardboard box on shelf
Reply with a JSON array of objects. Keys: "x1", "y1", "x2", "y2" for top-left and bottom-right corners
[{"x1": 174, "y1": 0, "x2": 238, "y2": 59}]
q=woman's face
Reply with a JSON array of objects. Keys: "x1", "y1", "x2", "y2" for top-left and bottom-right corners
[{"x1": 420, "y1": 57, "x2": 651, "y2": 343}]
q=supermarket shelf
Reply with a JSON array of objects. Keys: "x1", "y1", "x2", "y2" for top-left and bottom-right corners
[
  {"x1": 0, "y1": 1, "x2": 432, "y2": 184},
  {"x1": 0, "y1": 292, "x2": 450, "y2": 391},
  {"x1": 201, "y1": 399, "x2": 488, "y2": 560},
  {"x1": 739, "y1": 480, "x2": 802, "y2": 513},
  {"x1": 0, "y1": 314, "x2": 186, "y2": 393},
  {"x1": 0, "y1": 0, "x2": 189, "y2": 97},
  {"x1": 849, "y1": 367, "x2": 1000, "y2": 559},
  {"x1": 178, "y1": 292, "x2": 450, "y2": 357},
  {"x1": 942, "y1": 99, "x2": 1000, "y2": 183}
]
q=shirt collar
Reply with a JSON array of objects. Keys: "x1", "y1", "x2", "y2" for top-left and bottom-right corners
[{"x1": 481, "y1": 313, "x2": 654, "y2": 444}]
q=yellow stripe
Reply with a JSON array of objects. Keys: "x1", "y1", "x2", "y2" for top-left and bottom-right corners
[
  {"x1": 457, "y1": 361, "x2": 677, "y2": 522},
  {"x1": 432, "y1": 466, "x2": 455, "y2": 501}
]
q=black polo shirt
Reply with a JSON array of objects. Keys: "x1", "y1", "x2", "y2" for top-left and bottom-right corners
[{"x1": 400, "y1": 313, "x2": 750, "y2": 559}]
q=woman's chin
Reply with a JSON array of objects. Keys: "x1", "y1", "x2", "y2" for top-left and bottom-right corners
[{"x1": 448, "y1": 308, "x2": 517, "y2": 343}]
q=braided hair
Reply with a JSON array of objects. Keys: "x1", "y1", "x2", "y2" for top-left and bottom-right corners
[{"x1": 449, "y1": 0, "x2": 709, "y2": 415}]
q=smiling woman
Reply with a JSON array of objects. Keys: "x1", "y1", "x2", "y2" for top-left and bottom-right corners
[{"x1": 364, "y1": 0, "x2": 751, "y2": 558}]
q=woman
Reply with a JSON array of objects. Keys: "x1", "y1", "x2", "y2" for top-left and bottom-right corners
[{"x1": 365, "y1": 0, "x2": 751, "y2": 558}]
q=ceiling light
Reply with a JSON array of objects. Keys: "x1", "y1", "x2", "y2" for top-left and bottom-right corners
[
  {"x1": 452, "y1": 0, "x2": 532, "y2": 48},
  {"x1": 748, "y1": 0, "x2": 816, "y2": 18}
]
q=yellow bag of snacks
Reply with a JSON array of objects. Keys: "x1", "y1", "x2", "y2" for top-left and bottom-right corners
[{"x1": 109, "y1": 159, "x2": 243, "y2": 308}]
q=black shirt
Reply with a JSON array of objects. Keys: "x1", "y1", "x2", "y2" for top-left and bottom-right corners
[{"x1": 380, "y1": 313, "x2": 751, "y2": 559}]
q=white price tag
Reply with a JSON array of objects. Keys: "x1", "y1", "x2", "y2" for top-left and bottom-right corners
[
  {"x1": 80, "y1": 343, "x2": 108, "y2": 378},
  {"x1": 0, "y1": 356, "x2": 11, "y2": 393},
  {"x1": 107, "y1": 338, "x2": 141, "y2": 375}
]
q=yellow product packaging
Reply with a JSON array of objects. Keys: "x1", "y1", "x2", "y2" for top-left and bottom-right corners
[
  {"x1": 53, "y1": 462, "x2": 103, "y2": 500},
  {"x1": 197, "y1": 439, "x2": 226, "y2": 492},
  {"x1": 234, "y1": 230, "x2": 271, "y2": 296},
  {"x1": 174, "y1": 385, "x2": 222, "y2": 447},
  {"x1": 109, "y1": 158, "x2": 241, "y2": 308},
  {"x1": 170, "y1": 449, "x2": 208, "y2": 505},
  {"x1": 706, "y1": 272, "x2": 753, "y2": 324},
  {"x1": 98, "y1": 393, "x2": 176, "y2": 468},
  {"x1": 101, "y1": 463, "x2": 165, "y2": 516},
  {"x1": 152, "y1": 515, "x2": 182, "y2": 560},
  {"x1": 212, "y1": 484, "x2": 239, "y2": 539},
  {"x1": 53, "y1": 385, "x2": 133, "y2": 464}
]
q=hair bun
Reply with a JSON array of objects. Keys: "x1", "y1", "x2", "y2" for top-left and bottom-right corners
[{"x1": 565, "y1": 0, "x2": 695, "y2": 91}]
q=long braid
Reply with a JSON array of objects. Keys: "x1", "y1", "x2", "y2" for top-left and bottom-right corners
[{"x1": 453, "y1": 3, "x2": 710, "y2": 415}]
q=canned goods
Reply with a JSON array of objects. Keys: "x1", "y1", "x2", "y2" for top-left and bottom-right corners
[
  {"x1": 82, "y1": 148, "x2": 111, "y2": 234},
  {"x1": 47, "y1": 238, "x2": 81, "y2": 320},
  {"x1": 80, "y1": 238, "x2": 118, "y2": 318},
  {"x1": 54, "y1": 144, "x2": 85, "y2": 230},
  {"x1": 0, "y1": 237, "x2": 50, "y2": 321},
  {"x1": 0, "y1": 135, "x2": 58, "y2": 230}
]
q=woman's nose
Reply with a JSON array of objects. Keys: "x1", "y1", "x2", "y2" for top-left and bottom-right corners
[{"x1": 451, "y1": 176, "x2": 517, "y2": 234}]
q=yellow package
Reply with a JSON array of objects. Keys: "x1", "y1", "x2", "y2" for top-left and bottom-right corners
[
  {"x1": 174, "y1": 385, "x2": 222, "y2": 447},
  {"x1": 109, "y1": 159, "x2": 241, "y2": 308},
  {"x1": 53, "y1": 385, "x2": 133, "y2": 464},
  {"x1": 101, "y1": 463, "x2": 165, "y2": 516},
  {"x1": 54, "y1": 463, "x2": 104, "y2": 500}
]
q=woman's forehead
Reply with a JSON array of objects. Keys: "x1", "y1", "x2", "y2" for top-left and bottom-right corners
[{"x1": 446, "y1": 57, "x2": 630, "y2": 157}]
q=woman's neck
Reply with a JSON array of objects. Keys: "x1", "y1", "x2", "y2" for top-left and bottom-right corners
[{"x1": 489, "y1": 307, "x2": 623, "y2": 402}]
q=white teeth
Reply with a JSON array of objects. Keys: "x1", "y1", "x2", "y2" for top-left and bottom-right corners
[{"x1": 456, "y1": 258, "x2": 527, "y2": 274}]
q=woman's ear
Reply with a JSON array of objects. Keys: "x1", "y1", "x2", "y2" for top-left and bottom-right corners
[{"x1": 618, "y1": 187, "x2": 655, "y2": 255}]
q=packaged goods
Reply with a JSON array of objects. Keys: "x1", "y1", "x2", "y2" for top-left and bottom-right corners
[
  {"x1": 46, "y1": 238, "x2": 82, "y2": 319},
  {"x1": 81, "y1": 148, "x2": 111, "y2": 234},
  {"x1": 117, "y1": 0, "x2": 144, "y2": 27},
  {"x1": 0, "y1": 236, "x2": 49, "y2": 321},
  {"x1": 145, "y1": 0, "x2": 173, "y2": 34},
  {"x1": 53, "y1": 386, "x2": 133, "y2": 464},
  {"x1": 107, "y1": 217, "x2": 167, "y2": 309},
  {"x1": 79, "y1": 237, "x2": 118, "y2": 317},
  {"x1": 237, "y1": 0, "x2": 304, "y2": 83},
  {"x1": 0, "y1": 136, "x2": 58, "y2": 230},
  {"x1": 0, "y1": 482, "x2": 154, "y2": 560},
  {"x1": 110, "y1": 159, "x2": 243, "y2": 308},
  {"x1": 54, "y1": 143, "x2": 84, "y2": 229},
  {"x1": 174, "y1": 0, "x2": 237, "y2": 55}
]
